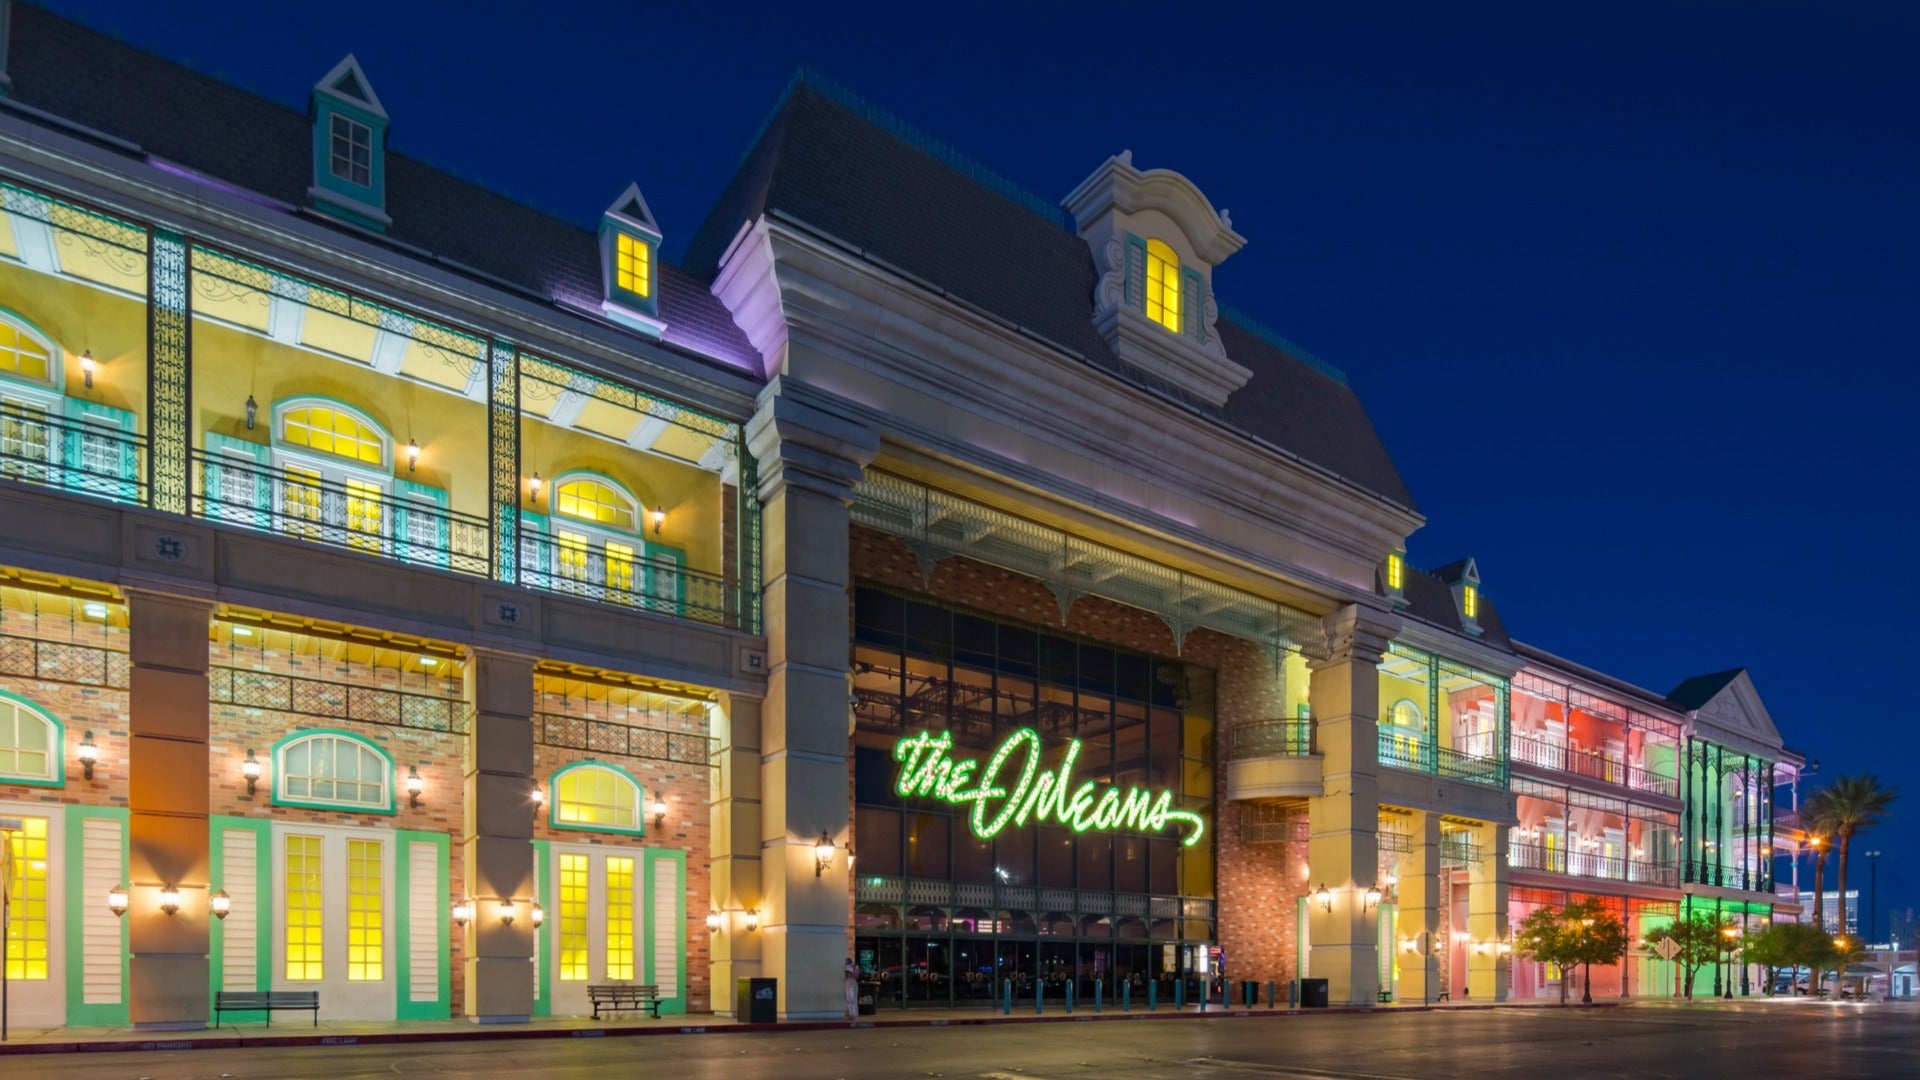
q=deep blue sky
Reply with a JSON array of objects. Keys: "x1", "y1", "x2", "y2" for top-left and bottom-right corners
[{"x1": 49, "y1": 1, "x2": 1916, "y2": 932}]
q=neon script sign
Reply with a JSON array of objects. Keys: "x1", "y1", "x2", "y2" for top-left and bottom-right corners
[{"x1": 891, "y1": 728, "x2": 1205, "y2": 846}]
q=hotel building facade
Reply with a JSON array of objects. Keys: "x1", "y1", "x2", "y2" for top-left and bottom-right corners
[{"x1": 0, "y1": 2, "x2": 1799, "y2": 1027}]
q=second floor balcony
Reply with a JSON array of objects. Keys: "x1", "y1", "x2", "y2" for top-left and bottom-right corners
[
  {"x1": 1510, "y1": 732, "x2": 1679, "y2": 798},
  {"x1": 1378, "y1": 729, "x2": 1509, "y2": 789},
  {"x1": 1508, "y1": 840, "x2": 1679, "y2": 887}
]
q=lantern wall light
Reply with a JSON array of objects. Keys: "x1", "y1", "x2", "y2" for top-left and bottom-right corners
[
  {"x1": 242, "y1": 748, "x2": 262, "y2": 796},
  {"x1": 498, "y1": 899, "x2": 516, "y2": 927},
  {"x1": 706, "y1": 911, "x2": 722, "y2": 932},
  {"x1": 80, "y1": 349, "x2": 95, "y2": 388},
  {"x1": 158, "y1": 884, "x2": 182, "y2": 917},
  {"x1": 744, "y1": 908, "x2": 760, "y2": 932},
  {"x1": 531, "y1": 903, "x2": 545, "y2": 927},
  {"x1": 106, "y1": 884, "x2": 129, "y2": 917},
  {"x1": 245, "y1": 394, "x2": 258, "y2": 430},
  {"x1": 529, "y1": 473, "x2": 543, "y2": 505},
  {"x1": 210, "y1": 889, "x2": 232, "y2": 920},
  {"x1": 407, "y1": 438, "x2": 419, "y2": 473},
  {"x1": 407, "y1": 764, "x2": 425, "y2": 809},
  {"x1": 1313, "y1": 883, "x2": 1333, "y2": 913},
  {"x1": 652, "y1": 798, "x2": 668, "y2": 829},
  {"x1": 452, "y1": 898, "x2": 473, "y2": 929},
  {"x1": 1363, "y1": 886, "x2": 1382, "y2": 912},
  {"x1": 77, "y1": 730, "x2": 99, "y2": 780},
  {"x1": 814, "y1": 831, "x2": 836, "y2": 877}
]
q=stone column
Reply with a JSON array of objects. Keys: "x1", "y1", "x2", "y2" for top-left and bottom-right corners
[
  {"x1": 742, "y1": 383, "x2": 876, "y2": 1019},
  {"x1": 708, "y1": 691, "x2": 765, "y2": 1015},
  {"x1": 1395, "y1": 811, "x2": 1442, "y2": 1004},
  {"x1": 1304, "y1": 604, "x2": 1395, "y2": 1007},
  {"x1": 125, "y1": 588, "x2": 214, "y2": 1029},
  {"x1": 462, "y1": 649, "x2": 536, "y2": 1022},
  {"x1": 1466, "y1": 821, "x2": 1510, "y2": 1001}
]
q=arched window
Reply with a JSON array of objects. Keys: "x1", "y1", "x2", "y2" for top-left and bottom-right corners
[
  {"x1": 269, "y1": 398, "x2": 393, "y2": 552},
  {"x1": 546, "y1": 472, "x2": 643, "y2": 599},
  {"x1": 1144, "y1": 239, "x2": 1181, "y2": 333},
  {"x1": 1389, "y1": 699, "x2": 1423, "y2": 729},
  {"x1": 274, "y1": 730, "x2": 393, "y2": 812},
  {"x1": 0, "y1": 693, "x2": 62, "y2": 786},
  {"x1": 550, "y1": 762, "x2": 644, "y2": 834},
  {"x1": 277, "y1": 399, "x2": 389, "y2": 468},
  {"x1": 553, "y1": 474, "x2": 638, "y2": 532},
  {"x1": 0, "y1": 311, "x2": 57, "y2": 387}
]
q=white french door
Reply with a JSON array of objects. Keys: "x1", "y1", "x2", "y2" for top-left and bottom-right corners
[
  {"x1": 271, "y1": 823, "x2": 394, "y2": 1020},
  {"x1": 545, "y1": 844, "x2": 645, "y2": 1018},
  {"x1": 0, "y1": 804, "x2": 63, "y2": 1026}
]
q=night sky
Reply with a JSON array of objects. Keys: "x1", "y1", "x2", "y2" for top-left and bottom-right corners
[{"x1": 46, "y1": 1, "x2": 1916, "y2": 932}]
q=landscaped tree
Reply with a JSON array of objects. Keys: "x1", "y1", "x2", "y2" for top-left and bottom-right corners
[
  {"x1": 1742, "y1": 921, "x2": 1837, "y2": 994},
  {"x1": 1565, "y1": 896, "x2": 1629, "y2": 1004},
  {"x1": 1644, "y1": 912, "x2": 1730, "y2": 999},
  {"x1": 1742, "y1": 923, "x2": 1790, "y2": 994},
  {"x1": 1816, "y1": 774, "x2": 1898, "y2": 942},
  {"x1": 1516, "y1": 903, "x2": 1576, "y2": 1003}
]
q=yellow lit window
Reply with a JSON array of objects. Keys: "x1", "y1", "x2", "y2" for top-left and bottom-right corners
[
  {"x1": 558, "y1": 854, "x2": 589, "y2": 982},
  {"x1": 555, "y1": 765, "x2": 639, "y2": 831},
  {"x1": 286, "y1": 834, "x2": 324, "y2": 981},
  {"x1": 1386, "y1": 553, "x2": 1404, "y2": 591},
  {"x1": 281, "y1": 405, "x2": 386, "y2": 467},
  {"x1": 282, "y1": 465, "x2": 323, "y2": 538},
  {"x1": 1, "y1": 395, "x2": 51, "y2": 473},
  {"x1": 1144, "y1": 239, "x2": 1181, "y2": 333},
  {"x1": 346, "y1": 839, "x2": 383, "y2": 981},
  {"x1": 615, "y1": 233, "x2": 651, "y2": 300},
  {"x1": 1462, "y1": 585, "x2": 1478, "y2": 620},
  {"x1": 605, "y1": 540, "x2": 636, "y2": 598},
  {"x1": 4, "y1": 816, "x2": 48, "y2": 981},
  {"x1": 0, "y1": 699, "x2": 57, "y2": 783},
  {"x1": 606, "y1": 857, "x2": 635, "y2": 981},
  {"x1": 555, "y1": 478, "x2": 636, "y2": 531},
  {"x1": 556, "y1": 530, "x2": 590, "y2": 583},
  {"x1": 345, "y1": 478, "x2": 384, "y2": 552},
  {"x1": 0, "y1": 320, "x2": 52, "y2": 383}
]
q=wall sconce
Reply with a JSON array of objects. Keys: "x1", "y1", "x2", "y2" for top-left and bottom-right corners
[
  {"x1": 1399, "y1": 937, "x2": 1418, "y2": 954},
  {"x1": 528, "y1": 473, "x2": 542, "y2": 506},
  {"x1": 80, "y1": 349, "x2": 95, "y2": 388},
  {"x1": 1472, "y1": 940, "x2": 1490, "y2": 956},
  {"x1": 407, "y1": 438, "x2": 419, "y2": 472},
  {"x1": 651, "y1": 505, "x2": 665, "y2": 535},
  {"x1": 452, "y1": 898, "x2": 473, "y2": 929},
  {"x1": 159, "y1": 884, "x2": 182, "y2": 917},
  {"x1": 815, "y1": 831, "x2": 837, "y2": 877},
  {"x1": 106, "y1": 884, "x2": 129, "y2": 917},
  {"x1": 848, "y1": 846, "x2": 856, "y2": 873},
  {"x1": 1497, "y1": 941, "x2": 1513, "y2": 955},
  {"x1": 530, "y1": 782, "x2": 546, "y2": 818},
  {"x1": 498, "y1": 899, "x2": 516, "y2": 927},
  {"x1": 242, "y1": 748, "x2": 262, "y2": 796},
  {"x1": 531, "y1": 903, "x2": 545, "y2": 927},
  {"x1": 744, "y1": 908, "x2": 760, "y2": 932},
  {"x1": 210, "y1": 889, "x2": 232, "y2": 920},
  {"x1": 406, "y1": 765, "x2": 424, "y2": 809},
  {"x1": 706, "y1": 911, "x2": 722, "y2": 932},
  {"x1": 77, "y1": 730, "x2": 99, "y2": 780},
  {"x1": 1363, "y1": 886, "x2": 1382, "y2": 912},
  {"x1": 245, "y1": 394, "x2": 258, "y2": 430},
  {"x1": 1313, "y1": 883, "x2": 1333, "y2": 913},
  {"x1": 652, "y1": 798, "x2": 668, "y2": 829}
]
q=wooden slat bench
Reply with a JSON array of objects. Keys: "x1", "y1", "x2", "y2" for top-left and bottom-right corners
[
  {"x1": 587, "y1": 983, "x2": 663, "y2": 1019},
  {"x1": 215, "y1": 990, "x2": 320, "y2": 1027}
]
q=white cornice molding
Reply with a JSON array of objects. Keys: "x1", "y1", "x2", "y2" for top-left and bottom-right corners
[
  {"x1": 710, "y1": 218, "x2": 785, "y2": 379},
  {"x1": 1063, "y1": 152, "x2": 1245, "y2": 264}
]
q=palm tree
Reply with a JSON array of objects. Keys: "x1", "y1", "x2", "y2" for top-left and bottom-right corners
[
  {"x1": 1818, "y1": 774, "x2": 1898, "y2": 943},
  {"x1": 1800, "y1": 807, "x2": 1832, "y2": 934}
]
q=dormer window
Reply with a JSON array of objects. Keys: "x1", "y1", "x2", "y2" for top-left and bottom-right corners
[
  {"x1": 1462, "y1": 585, "x2": 1478, "y2": 621},
  {"x1": 615, "y1": 232, "x2": 652, "y2": 301},
  {"x1": 598, "y1": 183, "x2": 666, "y2": 336},
  {"x1": 330, "y1": 115, "x2": 373, "y2": 187},
  {"x1": 1145, "y1": 239, "x2": 1181, "y2": 333},
  {"x1": 1386, "y1": 552, "x2": 1404, "y2": 591}
]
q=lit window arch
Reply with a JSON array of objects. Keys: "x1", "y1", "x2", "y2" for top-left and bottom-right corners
[
  {"x1": 274, "y1": 397, "x2": 391, "y2": 470},
  {"x1": 273, "y1": 729, "x2": 394, "y2": 812},
  {"x1": 0, "y1": 308, "x2": 59, "y2": 388},
  {"x1": 552, "y1": 471, "x2": 639, "y2": 532},
  {"x1": 1144, "y1": 239, "x2": 1181, "y2": 333},
  {"x1": 0, "y1": 691, "x2": 63, "y2": 787},
  {"x1": 1389, "y1": 699, "x2": 1424, "y2": 729},
  {"x1": 549, "y1": 761, "x2": 645, "y2": 835}
]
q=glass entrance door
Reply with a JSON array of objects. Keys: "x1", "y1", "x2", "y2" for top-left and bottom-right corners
[
  {"x1": 547, "y1": 844, "x2": 643, "y2": 1017},
  {"x1": 1, "y1": 811, "x2": 62, "y2": 1026},
  {"x1": 271, "y1": 824, "x2": 394, "y2": 1020}
]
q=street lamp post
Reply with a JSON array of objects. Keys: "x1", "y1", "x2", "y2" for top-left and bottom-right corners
[
  {"x1": 1865, "y1": 850, "x2": 1882, "y2": 946},
  {"x1": 1721, "y1": 925, "x2": 1739, "y2": 1001}
]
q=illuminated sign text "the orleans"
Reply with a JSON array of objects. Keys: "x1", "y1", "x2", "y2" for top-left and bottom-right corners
[{"x1": 891, "y1": 728, "x2": 1205, "y2": 847}]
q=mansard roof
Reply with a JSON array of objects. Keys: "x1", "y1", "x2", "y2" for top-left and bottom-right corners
[
  {"x1": 686, "y1": 77, "x2": 1416, "y2": 511},
  {"x1": 1395, "y1": 563, "x2": 1511, "y2": 650},
  {"x1": 2, "y1": 3, "x2": 758, "y2": 372}
]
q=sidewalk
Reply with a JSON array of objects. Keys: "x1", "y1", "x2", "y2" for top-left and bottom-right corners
[{"x1": 0, "y1": 997, "x2": 1609, "y2": 1056}]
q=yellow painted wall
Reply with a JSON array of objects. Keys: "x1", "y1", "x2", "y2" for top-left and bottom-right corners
[
  {"x1": 0, "y1": 262, "x2": 150, "y2": 414},
  {"x1": 521, "y1": 418, "x2": 723, "y2": 575}
]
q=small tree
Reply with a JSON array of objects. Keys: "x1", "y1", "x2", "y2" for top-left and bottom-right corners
[
  {"x1": 1564, "y1": 897, "x2": 1629, "y2": 1004},
  {"x1": 1645, "y1": 912, "x2": 1729, "y2": 998},
  {"x1": 1743, "y1": 923, "x2": 1791, "y2": 994},
  {"x1": 1515, "y1": 903, "x2": 1578, "y2": 1004}
]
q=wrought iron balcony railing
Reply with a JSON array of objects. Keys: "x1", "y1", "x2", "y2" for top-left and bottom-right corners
[
  {"x1": 0, "y1": 401, "x2": 147, "y2": 506},
  {"x1": 517, "y1": 531, "x2": 732, "y2": 627},
  {"x1": 1228, "y1": 718, "x2": 1313, "y2": 759},
  {"x1": 1508, "y1": 840, "x2": 1678, "y2": 886},
  {"x1": 1378, "y1": 731, "x2": 1508, "y2": 789},
  {"x1": 1508, "y1": 733, "x2": 1678, "y2": 798}
]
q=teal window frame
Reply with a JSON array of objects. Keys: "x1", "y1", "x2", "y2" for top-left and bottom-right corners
[
  {"x1": 547, "y1": 761, "x2": 647, "y2": 837},
  {"x1": 271, "y1": 728, "x2": 396, "y2": 815},
  {"x1": 0, "y1": 688, "x2": 65, "y2": 788}
]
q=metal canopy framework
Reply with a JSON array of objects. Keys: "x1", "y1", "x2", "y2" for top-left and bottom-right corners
[{"x1": 851, "y1": 470, "x2": 1328, "y2": 662}]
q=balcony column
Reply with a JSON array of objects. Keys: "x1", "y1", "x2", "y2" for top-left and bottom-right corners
[
  {"x1": 1304, "y1": 604, "x2": 1396, "y2": 1007},
  {"x1": 1466, "y1": 820, "x2": 1510, "y2": 1001},
  {"x1": 462, "y1": 649, "x2": 536, "y2": 1022},
  {"x1": 742, "y1": 384, "x2": 877, "y2": 1020},
  {"x1": 708, "y1": 690, "x2": 765, "y2": 1014},
  {"x1": 124, "y1": 588, "x2": 214, "y2": 1029},
  {"x1": 1395, "y1": 811, "x2": 1443, "y2": 1004}
]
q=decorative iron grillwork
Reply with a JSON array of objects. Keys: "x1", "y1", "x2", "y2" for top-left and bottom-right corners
[
  {"x1": 532, "y1": 711, "x2": 716, "y2": 767},
  {"x1": 209, "y1": 664, "x2": 469, "y2": 734},
  {"x1": 740, "y1": 446, "x2": 762, "y2": 636},
  {"x1": 149, "y1": 229, "x2": 190, "y2": 515},
  {"x1": 0, "y1": 402, "x2": 148, "y2": 506},
  {"x1": 0, "y1": 632, "x2": 130, "y2": 688},
  {"x1": 489, "y1": 342, "x2": 519, "y2": 584},
  {"x1": 517, "y1": 531, "x2": 733, "y2": 627},
  {"x1": 1240, "y1": 802, "x2": 1309, "y2": 845},
  {"x1": 1228, "y1": 718, "x2": 1312, "y2": 760}
]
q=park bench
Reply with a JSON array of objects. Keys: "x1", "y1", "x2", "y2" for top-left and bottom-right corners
[
  {"x1": 214, "y1": 990, "x2": 320, "y2": 1027},
  {"x1": 588, "y1": 983, "x2": 663, "y2": 1019}
]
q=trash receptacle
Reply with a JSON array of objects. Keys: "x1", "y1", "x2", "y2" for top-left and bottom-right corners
[
  {"x1": 1300, "y1": 978, "x2": 1330, "y2": 1008},
  {"x1": 858, "y1": 991, "x2": 876, "y2": 1016},
  {"x1": 737, "y1": 977, "x2": 778, "y2": 1023}
]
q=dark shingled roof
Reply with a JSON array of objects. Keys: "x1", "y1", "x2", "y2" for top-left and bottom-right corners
[
  {"x1": 1666, "y1": 669, "x2": 1744, "y2": 711},
  {"x1": 4, "y1": 3, "x2": 759, "y2": 371},
  {"x1": 1393, "y1": 565, "x2": 1511, "y2": 651},
  {"x1": 687, "y1": 79, "x2": 1415, "y2": 510}
]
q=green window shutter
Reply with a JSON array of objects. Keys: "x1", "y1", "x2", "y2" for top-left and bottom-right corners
[
  {"x1": 518, "y1": 509, "x2": 551, "y2": 584},
  {"x1": 393, "y1": 478, "x2": 451, "y2": 569},
  {"x1": 644, "y1": 542, "x2": 687, "y2": 619},
  {"x1": 1180, "y1": 268, "x2": 1206, "y2": 343},
  {"x1": 1124, "y1": 233, "x2": 1148, "y2": 314},
  {"x1": 60, "y1": 398, "x2": 138, "y2": 503},
  {"x1": 203, "y1": 433, "x2": 271, "y2": 529}
]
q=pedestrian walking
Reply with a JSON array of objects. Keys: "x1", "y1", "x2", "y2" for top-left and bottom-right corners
[{"x1": 845, "y1": 959, "x2": 860, "y2": 1020}]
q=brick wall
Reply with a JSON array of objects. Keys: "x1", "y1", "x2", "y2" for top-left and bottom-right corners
[
  {"x1": 0, "y1": 607, "x2": 129, "y2": 810},
  {"x1": 849, "y1": 526, "x2": 1303, "y2": 984}
]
